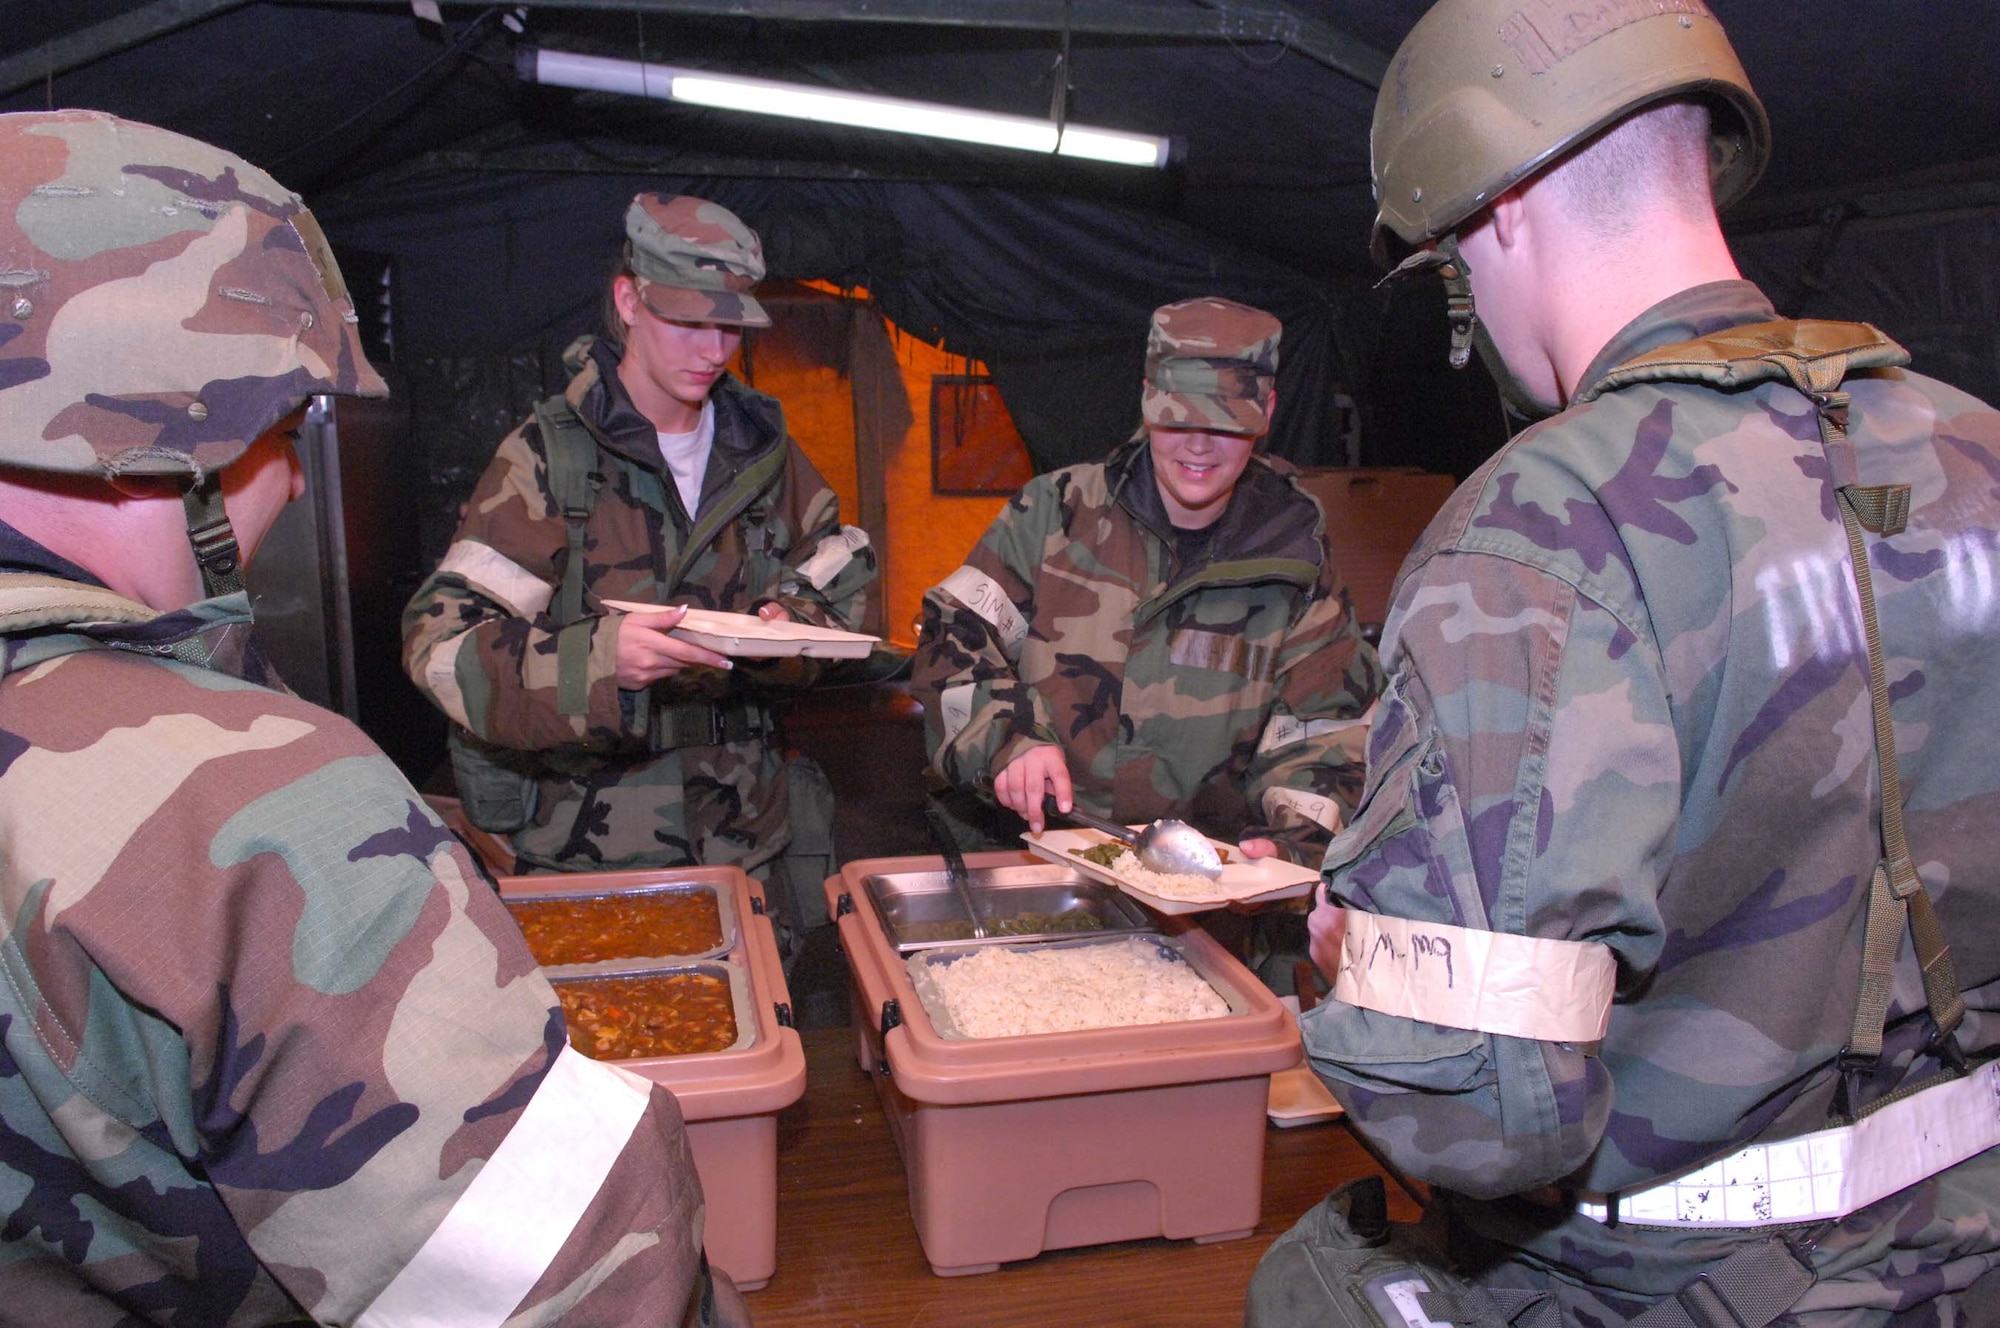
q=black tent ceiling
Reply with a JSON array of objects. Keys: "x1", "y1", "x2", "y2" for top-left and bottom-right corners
[{"x1": 7, "y1": 1, "x2": 2000, "y2": 473}]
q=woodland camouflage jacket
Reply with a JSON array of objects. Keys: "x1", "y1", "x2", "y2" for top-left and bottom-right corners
[
  {"x1": 913, "y1": 436, "x2": 1383, "y2": 863},
  {"x1": 1303, "y1": 283, "x2": 2000, "y2": 1318},
  {"x1": 0, "y1": 547, "x2": 707, "y2": 1324},
  {"x1": 402, "y1": 338, "x2": 876, "y2": 874}
]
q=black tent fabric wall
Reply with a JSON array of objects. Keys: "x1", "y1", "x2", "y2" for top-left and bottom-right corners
[
  {"x1": 1735, "y1": 206, "x2": 2000, "y2": 416},
  {"x1": 320, "y1": 170, "x2": 1354, "y2": 474}
]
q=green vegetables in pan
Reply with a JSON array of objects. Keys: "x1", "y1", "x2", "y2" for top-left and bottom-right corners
[{"x1": 897, "y1": 910, "x2": 1106, "y2": 943}]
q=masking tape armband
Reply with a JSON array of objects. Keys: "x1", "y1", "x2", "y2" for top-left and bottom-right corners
[{"x1": 1333, "y1": 909, "x2": 1615, "y2": 1043}]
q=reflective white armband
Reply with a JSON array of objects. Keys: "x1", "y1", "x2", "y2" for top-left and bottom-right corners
[
  {"x1": 939, "y1": 565, "x2": 1028, "y2": 652},
  {"x1": 1579, "y1": 1061, "x2": 2000, "y2": 1228},
  {"x1": 1333, "y1": 909, "x2": 1615, "y2": 1043},
  {"x1": 356, "y1": 1044, "x2": 652, "y2": 1328},
  {"x1": 438, "y1": 540, "x2": 554, "y2": 620}
]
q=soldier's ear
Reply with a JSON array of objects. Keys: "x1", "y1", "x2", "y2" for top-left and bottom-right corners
[
  {"x1": 106, "y1": 473, "x2": 182, "y2": 500},
  {"x1": 611, "y1": 274, "x2": 645, "y2": 331}
]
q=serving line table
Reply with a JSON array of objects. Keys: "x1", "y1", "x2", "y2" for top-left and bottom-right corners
[{"x1": 739, "y1": 1026, "x2": 1420, "y2": 1327}]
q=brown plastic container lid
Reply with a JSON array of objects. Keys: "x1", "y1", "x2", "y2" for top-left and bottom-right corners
[{"x1": 831, "y1": 853, "x2": 1302, "y2": 1106}]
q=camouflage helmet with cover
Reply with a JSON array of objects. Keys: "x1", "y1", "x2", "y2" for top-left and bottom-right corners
[
  {"x1": 0, "y1": 110, "x2": 388, "y2": 481},
  {"x1": 1370, "y1": 0, "x2": 1771, "y2": 266}
]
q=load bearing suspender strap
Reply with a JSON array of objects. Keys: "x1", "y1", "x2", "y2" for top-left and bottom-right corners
[
  {"x1": 531, "y1": 392, "x2": 787, "y2": 743},
  {"x1": 534, "y1": 395, "x2": 602, "y2": 638},
  {"x1": 1776, "y1": 354, "x2": 1966, "y2": 1081}
]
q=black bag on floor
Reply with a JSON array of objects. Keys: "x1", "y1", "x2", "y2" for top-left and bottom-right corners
[{"x1": 1245, "y1": 1178, "x2": 1553, "y2": 1328}]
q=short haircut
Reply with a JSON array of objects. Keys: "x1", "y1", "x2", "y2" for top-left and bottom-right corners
[{"x1": 1543, "y1": 98, "x2": 1716, "y2": 238}]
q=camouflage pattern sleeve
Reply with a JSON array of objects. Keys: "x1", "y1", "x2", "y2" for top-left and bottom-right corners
[
  {"x1": 1301, "y1": 544, "x2": 1676, "y2": 1198},
  {"x1": 0, "y1": 649, "x2": 705, "y2": 1323},
  {"x1": 762, "y1": 444, "x2": 875, "y2": 633},
  {"x1": 402, "y1": 420, "x2": 634, "y2": 752},
  {"x1": 1237, "y1": 557, "x2": 1383, "y2": 863},
  {"x1": 731, "y1": 441, "x2": 878, "y2": 693},
  {"x1": 912, "y1": 476, "x2": 1068, "y2": 795}
]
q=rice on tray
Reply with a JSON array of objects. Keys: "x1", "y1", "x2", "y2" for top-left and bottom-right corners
[
  {"x1": 912, "y1": 939, "x2": 1231, "y2": 1039},
  {"x1": 1106, "y1": 849, "x2": 1225, "y2": 900}
]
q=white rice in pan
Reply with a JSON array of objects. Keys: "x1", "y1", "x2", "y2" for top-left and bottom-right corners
[{"x1": 913, "y1": 938, "x2": 1230, "y2": 1039}]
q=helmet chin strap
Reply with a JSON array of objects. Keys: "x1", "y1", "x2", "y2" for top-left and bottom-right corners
[
  {"x1": 1378, "y1": 233, "x2": 1479, "y2": 369},
  {"x1": 181, "y1": 472, "x2": 245, "y2": 598},
  {"x1": 1381, "y1": 231, "x2": 1556, "y2": 421},
  {"x1": 1432, "y1": 233, "x2": 1479, "y2": 371}
]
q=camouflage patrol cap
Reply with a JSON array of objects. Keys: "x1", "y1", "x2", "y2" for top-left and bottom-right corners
[
  {"x1": 1141, "y1": 297, "x2": 1281, "y2": 434},
  {"x1": 624, "y1": 193, "x2": 771, "y2": 329},
  {"x1": 0, "y1": 110, "x2": 388, "y2": 480},
  {"x1": 1370, "y1": 0, "x2": 1769, "y2": 264}
]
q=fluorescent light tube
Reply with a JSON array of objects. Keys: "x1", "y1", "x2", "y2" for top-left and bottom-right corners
[{"x1": 523, "y1": 48, "x2": 1170, "y2": 169}]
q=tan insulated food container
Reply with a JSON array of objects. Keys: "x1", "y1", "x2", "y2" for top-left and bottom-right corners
[
  {"x1": 497, "y1": 866, "x2": 806, "y2": 1291},
  {"x1": 829, "y1": 852, "x2": 1303, "y2": 1276}
]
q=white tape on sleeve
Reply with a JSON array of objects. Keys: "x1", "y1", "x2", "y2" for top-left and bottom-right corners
[
  {"x1": 356, "y1": 1044, "x2": 652, "y2": 1328},
  {"x1": 796, "y1": 525, "x2": 871, "y2": 591},
  {"x1": 438, "y1": 540, "x2": 555, "y2": 620},
  {"x1": 420, "y1": 632, "x2": 474, "y2": 729},
  {"x1": 1263, "y1": 785, "x2": 1342, "y2": 832},
  {"x1": 938, "y1": 682, "x2": 976, "y2": 746},
  {"x1": 1333, "y1": 909, "x2": 1615, "y2": 1043},
  {"x1": 939, "y1": 565, "x2": 1028, "y2": 652},
  {"x1": 1257, "y1": 712, "x2": 1369, "y2": 756}
]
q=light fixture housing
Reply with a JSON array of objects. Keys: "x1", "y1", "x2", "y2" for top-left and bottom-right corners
[{"x1": 519, "y1": 47, "x2": 1173, "y2": 169}]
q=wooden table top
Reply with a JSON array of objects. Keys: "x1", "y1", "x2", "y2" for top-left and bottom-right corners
[{"x1": 739, "y1": 1026, "x2": 1421, "y2": 1327}]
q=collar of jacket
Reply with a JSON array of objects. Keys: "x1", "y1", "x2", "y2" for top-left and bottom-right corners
[
  {"x1": 1570, "y1": 280, "x2": 1786, "y2": 403},
  {"x1": 575, "y1": 335, "x2": 790, "y2": 482},
  {"x1": 1101, "y1": 433, "x2": 1324, "y2": 617},
  {"x1": 0, "y1": 567, "x2": 268, "y2": 683},
  {"x1": 0, "y1": 519, "x2": 271, "y2": 680}
]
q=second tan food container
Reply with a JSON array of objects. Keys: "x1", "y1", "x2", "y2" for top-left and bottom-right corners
[{"x1": 830, "y1": 851, "x2": 1302, "y2": 1276}]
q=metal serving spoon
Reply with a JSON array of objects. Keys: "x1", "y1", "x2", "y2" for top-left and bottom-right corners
[
  {"x1": 923, "y1": 801, "x2": 987, "y2": 939},
  {"x1": 1043, "y1": 797, "x2": 1225, "y2": 880}
]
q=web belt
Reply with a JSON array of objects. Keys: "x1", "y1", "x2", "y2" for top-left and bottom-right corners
[{"x1": 646, "y1": 697, "x2": 773, "y2": 751}]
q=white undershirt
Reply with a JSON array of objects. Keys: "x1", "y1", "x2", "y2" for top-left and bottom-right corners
[{"x1": 656, "y1": 400, "x2": 715, "y2": 517}]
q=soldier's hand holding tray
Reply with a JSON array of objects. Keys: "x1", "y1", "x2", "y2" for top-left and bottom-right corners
[
  {"x1": 605, "y1": 600, "x2": 878, "y2": 662},
  {"x1": 612, "y1": 603, "x2": 734, "y2": 686}
]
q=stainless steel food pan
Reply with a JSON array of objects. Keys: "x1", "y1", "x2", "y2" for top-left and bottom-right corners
[
  {"x1": 861, "y1": 863, "x2": 1153, "y2": 952},
  {"x1": 548, "y1": 959, "x2": 757, "y2": 1056}
]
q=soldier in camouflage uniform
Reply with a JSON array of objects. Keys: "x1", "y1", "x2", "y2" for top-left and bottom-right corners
[
  {"x1": 1290, "y1": 3, "x2": 2000, "y2": 1325},
  {"x1": 0, "y1": 112, "x2": 739, "y2": 1325},
  {"x1": 401, "y1": 194, "x2": 875, "y2": 932},
  {"x1": 913, "y1": 297, "x2": 1382, "y2": 872}
]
